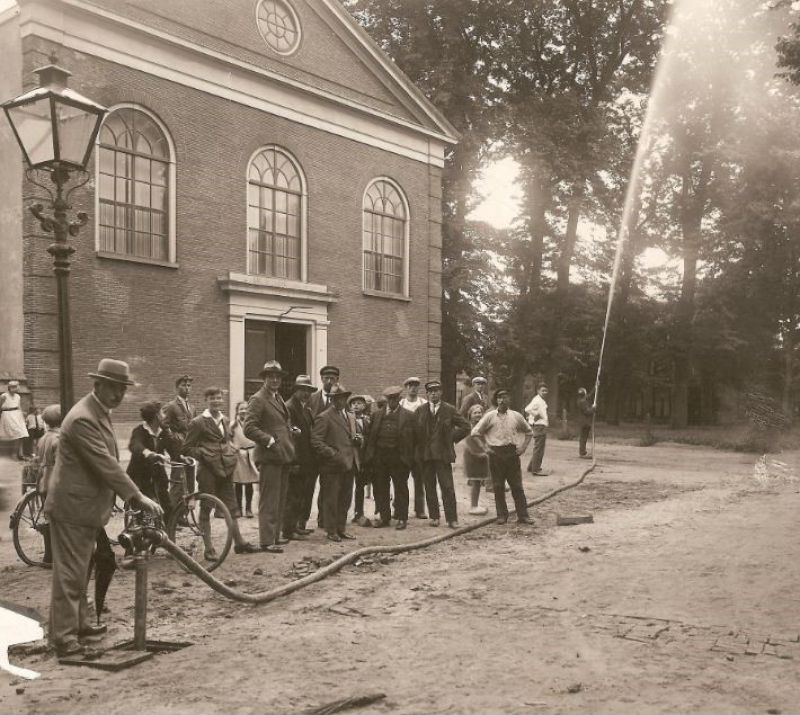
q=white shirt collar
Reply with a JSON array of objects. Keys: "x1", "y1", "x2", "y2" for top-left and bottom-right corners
[{"x1": 142, "y1": 421, "x2": 162, "y2": 437}]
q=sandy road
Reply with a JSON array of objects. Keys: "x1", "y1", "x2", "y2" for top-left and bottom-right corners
[{"x1": 1, "y1": 439, "x2": 799, "y2": 714}]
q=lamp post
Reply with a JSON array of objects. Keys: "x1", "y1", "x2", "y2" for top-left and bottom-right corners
[{"x1": 2, "y1": 59, "x2": 106, "y2": 415}]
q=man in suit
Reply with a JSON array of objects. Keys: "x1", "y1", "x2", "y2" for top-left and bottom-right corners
[
  {"x1": 183, "y1": 387, "x2": 258, "y2": 559},
  {"x1": 44, "y1": 359, "x2": 163, "y2": 657},
  {"x1": 244, "y1": 361, "x2": 297, "y2": 553},
  {"x1": 399, "y1": 377, "x2": 428, "y2": 519},
  {"x1": 416, "y1": 380, "x2": 470, "y2": 528},
  {"x1": 283, "y1": 374, "x2": 317, "y2": 540},
  {"x1": 364, "y1": 386, "x2": 416, "y2": 530},
  {"x1": 310, "y1": 384, "x2": 359, "y2": 542},
  {"x1": 163, "y1": 374, "x2": 196, "y2": 502},
  {"x1": 307, "y1": 365, "x2": 340, "y2": 417},
  {"x1": 459, "y1": 376, "x2": 489, "y2": 417}
]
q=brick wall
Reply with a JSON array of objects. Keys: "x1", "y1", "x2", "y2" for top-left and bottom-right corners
[{"x1": 18, "y1": 37, "x2": 444, "y2": 420}]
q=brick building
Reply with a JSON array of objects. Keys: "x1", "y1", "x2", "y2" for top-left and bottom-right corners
[{"x1": 0, "y1": 0, "x2": 457, "y2": 419}]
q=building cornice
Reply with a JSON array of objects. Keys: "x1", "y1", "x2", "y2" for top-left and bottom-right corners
[{"x1": 17, "y1": 0, "x2": 455, "y2": 166}]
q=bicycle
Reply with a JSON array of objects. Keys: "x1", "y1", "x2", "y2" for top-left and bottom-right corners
[{"x1": 164, "y1": 458, "x2": 233, "y2": 572}]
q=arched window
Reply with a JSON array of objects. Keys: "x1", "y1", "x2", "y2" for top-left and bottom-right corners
[
  {"x1": 247, "y1": 147, "x2": 304, "y2": 280},
  {"x1": 363, "y1": 179, "x2": 408, "y2": 296},
  {"x1": 96, "y1": 107, "x2": 174, "y2": 263}
]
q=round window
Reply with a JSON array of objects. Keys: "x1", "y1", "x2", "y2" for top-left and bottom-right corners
[{"x1": 256, "y1": 0, "x2": 302, "y2": 56}]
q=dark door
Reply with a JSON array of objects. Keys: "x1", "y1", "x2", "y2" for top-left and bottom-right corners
[{"x1": 244, "y1": 320, "x2": 308, "y2": 399}]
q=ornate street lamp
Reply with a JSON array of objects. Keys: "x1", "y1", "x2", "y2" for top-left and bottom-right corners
[{"x1": 2, "y1": 58, "x2": 106, "y2": 414}]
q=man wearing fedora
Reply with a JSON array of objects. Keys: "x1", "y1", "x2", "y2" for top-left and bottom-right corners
[
  {"x1": 400, "y1": 377, "x2": 428, "y2": 519},
  {"x1": 310, "y1": 384, "x2": 359, "y2": 542},
  {"x1": 245, "y1": 361, "x2": 297, "y2": 553},
  {"x1": 415, "y1": 380, "x2": 470, "y2": 528},
  {"x1": 364, "y1": 386, "x2": 416, "y2": 529},
  {"x1": 44, "y1": 359, "x2": 164, "y2": 657},
  {"x1": 471, "y1": 388, "x2": 534, "y2": 525},
  {"x1": 459, "y1": 376, "x2": 489, "y2": 417},
  {"x1": 283, "y1": 374, "x2": 317, "y2": 540},
  {"x1": 308, "y1": 365, "x2": 341, "y2": 416}
]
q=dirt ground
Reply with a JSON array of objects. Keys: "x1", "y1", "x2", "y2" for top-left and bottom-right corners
[{"x1": 1, "y1": 437, "x2": 799, "y2": 715}]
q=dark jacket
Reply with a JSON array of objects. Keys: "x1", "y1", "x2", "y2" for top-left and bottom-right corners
[
  {"x1": 311, "y1": 405, "x2": 358, "y2": 474},
  {"x1": 183, "y1": 414, "x2": 238, "y2": 481},
  {"x1": 44, "y1": 393, "x2": 140, "y2": 527},
  {"x1": 163, "y1": 396, "x2": 195, "y2": 442},
  {"x1": 415, "y1": 401, "x2": 470, "y2": 463},
  {"x1": 307, "y1": 389, "x2": 334, "y2": 417},
  {"x1": 244, "y1": 386, "x2": 296, "y2": 467},
  {"x1": 459, "y1": 390, "x2": 490, "y2": 417},
  {"x1": 364, "y1": 405, "x2": 416, "y2": 467},
  {"x1": 577, "y1": 396, "x2": 595, "y2": 427},
  {"x1": 286, "y1": 394, "x2": 316, "y2": 471},
  {"x1": 126, "y1": 423, "x2": 179, "y2": 488}
]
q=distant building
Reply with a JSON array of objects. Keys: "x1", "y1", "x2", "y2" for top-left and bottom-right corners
[{"x1": 0, "y1": 0, "x2": 457, "y2": 418}]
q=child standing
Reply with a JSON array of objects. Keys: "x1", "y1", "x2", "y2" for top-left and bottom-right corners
[
  {"x1": 36, "y1": 404, "x2": 62, "y2": 564},
  {"x1": 463, "y1": 404, "x2": 491, "y2": 515},
  {"x1": 230, "y1": 402, "x2": 258, "y2": 518}
]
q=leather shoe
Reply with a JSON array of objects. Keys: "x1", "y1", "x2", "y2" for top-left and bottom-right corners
[
  {"x1": 429, "y1": 519, "x2": 440, "y2": 527},
  {"x1": 415, "y1": 513, "x2": 428, "y2": 519},
  {"x1": 234, "y1": 542, "x2": 259, "y2": 554},
  {"x1": 276, "y1": 537, "x2": 290, "y2": 545},
  {"x1": 373, "y1": 520, "x2": 391, "y2": 529},
  {"x1": 261, "y1": 544, "x2": 283, "y2": 553},
  {"x1": 295, "y1": 527, "x2": 313, "y2": 535},
  {"x1": 516, "y1": 517, "x2": 534, "y2": 525},
  {"x1": 326, "y1": 533, "x2": 342, "y2": 543},
  {"x1": 287, "y1": 532, "x2": 308, "y2": 540},
  {"x1": 496, "y1": 516, "x2": 508, "y2": 525},
  {"x1": 55, "y1": 641, "x2": 86, "y2": 658},
  {"x1": 204, "y1": 549, "x2": 219, "y2": 561},
  {"x1": 338, "y1": 532, "x2": 356, "y2": 540},
  {"x1": 78, "y1": 624, "x2": 107, "y2": 637},
  {"x1": 448, "y1": 521, "x2": 460, "y2": 529},
  {"x1": 395, "y1": 521, "x2": 407, "y2": 530}
]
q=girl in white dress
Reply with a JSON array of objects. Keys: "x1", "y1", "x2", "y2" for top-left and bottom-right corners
[
  {"x1": 0, "y1": 381, "x2": 28, "y2": 459},
  {"x1": 230, "y1": 402, "x2": 258, "y2": 517}
]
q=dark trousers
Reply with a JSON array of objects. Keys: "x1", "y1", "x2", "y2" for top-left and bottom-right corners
[
  {"x1": 283, "y1": 466, "x2": 311, "y2": 535},
  {"x1": 235, "y1": 483, "x2": 254, "y2": 511},
  {"x1": 168, "y1": 461, "x2": 196, "y2": 507},
  {"x1": 490, "y1": 445, "x2": 530, "y2": 519},
  {"x1": 372, "y1": 452, "x2": 409, "y2": 523},
  {"x1": 353, "y1": 465, "x2": 372, "y2": 516},
  {"x1": 411, "y1": 460, "x2": 426, "y2": 516},
  {"x1": 579, "y1": 425, "x2": 591, "y2": 456},
  {"x1": 320, "y1": 469, "x2": 354, "y2": 536},
  {"x1": 422, "y1": 460, "x2": 458, "y2": 523},
  {"x1": 527, "y1": 425, "x2": 547, "y2": 472},
  {"x1": 258, "y1": 463, "x2": 290, "y2": 546}
]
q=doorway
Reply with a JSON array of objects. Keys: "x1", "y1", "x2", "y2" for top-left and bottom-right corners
[{"x1": 244, "y1": 320, "x2": 308, "y2": 399}]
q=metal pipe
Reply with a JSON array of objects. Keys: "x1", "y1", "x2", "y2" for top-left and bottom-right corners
[{"x1": 133, "y1": 552, "x2": 148, "y2": 650}]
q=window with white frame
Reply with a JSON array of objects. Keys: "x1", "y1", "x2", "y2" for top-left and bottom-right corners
[
  {"x1": 97, "y1": 107, "x2": 174, "y2": 262},
  {"x1": 247, "y1": 147, "x2": 304, "y2": 280},
  {"x1": 363, "y1": 179, "x2": 408, "y2": 296}
]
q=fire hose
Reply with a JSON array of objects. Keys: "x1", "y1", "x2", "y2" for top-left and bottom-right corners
[{"x1": 132, "y1": 460, "x2": 596, "y2": 605}]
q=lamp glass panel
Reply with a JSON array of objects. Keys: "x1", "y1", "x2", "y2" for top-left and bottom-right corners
[
  {"x1": 6, "y1": 98, "x2": 55, "y2": 166},
  {"x1": 55, "y1": 101, "x2": 100, "y2": 167}
]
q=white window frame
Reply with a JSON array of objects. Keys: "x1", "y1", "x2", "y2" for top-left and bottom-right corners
[
  {"x1": 94, "y1": 103, "x2": 178, "y2": 267},
  {"x1": 246, "y1": 145, "x2": 308, "y2": 283},
  {"x1": 362, "y1": 176, "x2": 411, "y2": 299}
]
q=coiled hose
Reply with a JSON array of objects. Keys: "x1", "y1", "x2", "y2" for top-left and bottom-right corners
[{"x1": 147, "y1": 460, "x2": 597, "y2": 605}]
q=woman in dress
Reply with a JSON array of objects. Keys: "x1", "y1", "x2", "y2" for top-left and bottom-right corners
[
  {"x1": 463, "y1": 404, "x2": 491, "y2": 515},
  {"x1": 230, "y1": 402, "x2": 258, "y2": 517},
  {"x1": 0, "y1": 381, "x2": 28, "y2": 459}
]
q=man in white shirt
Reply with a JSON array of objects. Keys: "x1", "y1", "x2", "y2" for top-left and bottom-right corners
[
  {"x1": 525, "y1": 383, "x2": 550, "y2": 476},
  {"x1": 471, "y1": 388, "x2": 534, "y2": 524},
  {"x1": 400, "y1": 377, "x2": 428, "y2": 519}
]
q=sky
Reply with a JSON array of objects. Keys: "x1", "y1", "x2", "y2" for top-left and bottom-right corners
[{"x1": 468, "y1": 156, "x2": 522, "y2": 229}]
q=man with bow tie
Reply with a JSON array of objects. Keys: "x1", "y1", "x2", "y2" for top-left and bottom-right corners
[
  {"x1": 244, "y1": 361, "x2": 297, "y2": 553},
  {"x1": 415, "y1": 380, "x2": 470, "y2": 528},
  {"x1": 310, "y1": 384, "x2": 360, "y2": 543}
]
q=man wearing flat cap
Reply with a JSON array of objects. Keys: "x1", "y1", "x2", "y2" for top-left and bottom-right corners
[
  {"x1": 364, "y1": 386, "x2": 416, "y2": 529},
  {"x1": 44, "y1": 359, "x2": 163, "y2": 657},
  {"x1": 311, "y1": 384, "x2": 359, "y2": 542},
  {"x1": 459, "y1": 376, "x2": 489, "y2": 417},
  {"x1": 400, "y1": 377, "x2": 428, "y2": 519},
  {"x1": 471, "y1": 388, "x2": 534, "y2": 525},
  {"x1": 308, "y1": 365, "x2": 341, "y2": 417},
  {"x1": 244, "y1": 361, "x2": 297, "y2": 553},
  {"x1": 283, "y1": 375, "x2": 317, "y2": 540},
  {"x1": 415, "y1": 381, "x2": 470, "y2": 528},
  {"x1": 163, "y1": 374, "x2": 196, "y2": 503}
]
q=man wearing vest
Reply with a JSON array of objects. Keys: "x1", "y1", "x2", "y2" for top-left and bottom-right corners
[{"x1": 415, "y1": 381, "x2": 470, "y2": 528}]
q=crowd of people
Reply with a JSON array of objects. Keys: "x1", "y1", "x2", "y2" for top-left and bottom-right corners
[{"x1": 12, "y1": 356, "x2": 595, "y2": 656}]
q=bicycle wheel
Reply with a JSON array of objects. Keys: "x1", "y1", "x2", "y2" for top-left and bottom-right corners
[
  {"x1": 11, "y1": 490, "x2": 51, "y2": 568},
  {"x1": 166, "y1": 493, "x2": 233, "y2": 572}
]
